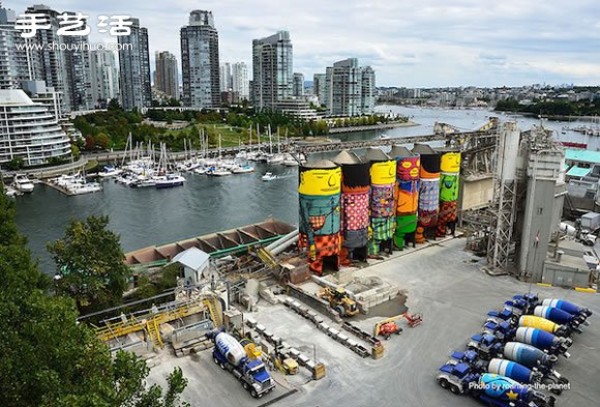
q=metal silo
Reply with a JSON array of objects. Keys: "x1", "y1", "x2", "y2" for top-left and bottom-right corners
[
  {"x1": 333, "y1": 151, "x2": 370, "y2": 263},
  {"x1": 412, "y1": 144, "x2": 441, "y2": 243},
  {"x1": 298, "y1": 159, "x2": 342, "y2": 275},
  {"x1": 437, "y1": 151, "x2": 461, "y2": 237},
  {"x1": 365, "y1": 148, "x2": 397, "y2": 255},
  {"x1": 390, "y1": 145, "x2": 420, "y2": 250}
]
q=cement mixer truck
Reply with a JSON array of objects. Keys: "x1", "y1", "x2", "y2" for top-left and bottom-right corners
[{"x1": 210, "y1": 331, "x2": 275, "y2": 398}]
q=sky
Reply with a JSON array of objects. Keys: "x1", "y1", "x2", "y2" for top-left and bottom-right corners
[{"x1": 6, "y1": 0, "x2": 600, "y2": 87}]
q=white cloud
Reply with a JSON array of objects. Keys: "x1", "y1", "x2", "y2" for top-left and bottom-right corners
[{"x1": 5, "y1": 0, "x2": 600, "y2": 86}]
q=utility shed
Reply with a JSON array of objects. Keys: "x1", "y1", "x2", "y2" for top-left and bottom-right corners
[{"x1": 170, "y1": 248, "x2": 210, "y2": 285}]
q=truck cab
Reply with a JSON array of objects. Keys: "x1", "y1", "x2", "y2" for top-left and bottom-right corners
[
  {"x1": 437, "y1": 362, "x2": 479, "y2": 394},
  {"x1": 467, "y1": 333, "x2": 502, "y2": 359},
  {"x1": 241, "y1": 359, "x2": 275, "y2": 398}
]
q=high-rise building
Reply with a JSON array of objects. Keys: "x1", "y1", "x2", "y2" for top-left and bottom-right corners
[
  {"x1": 61, "y1": 11, "x2": 93, "y2": 111},
  {"x1": 155, "y1": 51, "x2": 179, "y2": 100},
  {"x1": 0, "y1": 5, "x2": 32, "y2": 89},
  {"x1": 90, "y1": 50, "x2": 119, "y2": 108},
  {"x1": 180, "y1": 10, "x2": 220, "y2": 108},
  {"x1": 21, "y1": 80, "x2": 63, "y2": 121},
  {"x1": 325, "y1": 58, "x2": 375, "y2": 116},
  {"x1": 23, "y1": 5, "x2": 94, "y2": 112},
  {"x1": 118, "y1": 18, "x2": 151, "y2": 110},
  {"x1": 361, "y1": 66, "x2": 375, "y2": 115},
  {"x1": 293, "y1": 72, "x2": 304, "y2": 97},
  {"x1": 219, "y1": 62, "x2": 231, "y2": 92},
  {"x1": 252, "y1": 31, "x2": 293, "y2": 110},
  {"x1": 0, "y1": 89, "x2": 71, "y2": 166},
  {"x1": 231, "y1": 62, "x2": 249, "y2": 101},
  {"x1": 313, "y1": 73, "x2": 326, "y2": 106}
]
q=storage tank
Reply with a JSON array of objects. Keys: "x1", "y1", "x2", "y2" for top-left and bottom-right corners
[
  {"x1": 365, "y1": 148, "x2": 397, "y2": 255},
  {"x1": 215, "y1": 332, "x2": 246, "y2": 367},
  {"x1": 437, "y1": 151, "x2": 461, "y2": 237},
  {"x1": 333, "y1": 151, "x2": 370, "y2": 262},
  {"x1": 390, "y1": 145, "x2": 420, "y2": 249},
  {"x1": 298, "y1": 160, "x2": 342, "y2": 275},
  {"x1": 412, "y1": 144, "x2": 441, "y2": 243}
]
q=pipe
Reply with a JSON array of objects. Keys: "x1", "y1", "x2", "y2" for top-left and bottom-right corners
[
  {"x1": 265, "y1": 229, "x2": 299, "y2": 251},
  {"x1": 271, "y1": 236, "x2": 299, "y2": 256}
]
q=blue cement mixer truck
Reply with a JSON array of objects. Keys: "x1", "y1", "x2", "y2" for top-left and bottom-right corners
[{"x1": 210, "y1": 331, "x2": 275, "y2": 398}]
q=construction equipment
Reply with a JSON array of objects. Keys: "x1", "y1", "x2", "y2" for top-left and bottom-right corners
[
  {"x1": 210, "y1": 331, "x2": 275, "y2": 399},
  {"x1": 272, "y1": 346, "x2": 299, "y2": 375},
  {"x1": 377, "y1": 322, "x2": 402, "y2": 340},
  {"x1": 373, "y1": 312, "x2": 423, "y2": 336},
  {"x1": 317, "y1": 287, "x2": 359, "y2": 317},
  {"x1": 202, "y1": 294, "x2": 223, "y2": 328}
]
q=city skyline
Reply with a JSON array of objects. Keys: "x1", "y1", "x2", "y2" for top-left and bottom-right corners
[{"x1": 3, "y1": 0, "x2": 598, "y2": 88}]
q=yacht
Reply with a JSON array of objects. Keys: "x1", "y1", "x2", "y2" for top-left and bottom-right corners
[
  {"x1": 12, "y1": 174, "x2": 34, "y2": 193},
  {"x1": 194, "y1": 167, "x2": 208, "y2": 175},
  {"x1": 282, "y1": 153, "x2": 299, "y2": 167},
  {"x1": 155, "y1": 174, "x2": 186, "y2": 189},
  {"x1": 232, "y1": 165, "x2": 255, "y2": 174},
  {"x1": 261, "y1": 172, "x2": 277, "y2": 181},
  {"x1": 69, "y1": 182, "x2": 102, "y2": 195},
  {"x1": 4, "y1": 185, "x2": 21, "y2": 198},
  {"x1": 98, "y1": 165, "x2": 122, "y2": 178},
  {"x1": 207, "y1": 167, "x2": 233, "y2": 177}
]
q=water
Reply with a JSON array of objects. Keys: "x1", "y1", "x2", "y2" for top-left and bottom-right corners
[{"x1": 14, "y1": 107, "x2": 595, "y2": 274}]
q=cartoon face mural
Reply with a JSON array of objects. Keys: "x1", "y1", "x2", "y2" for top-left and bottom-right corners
[
  {"x1": 299, "y1": 194, "x2": 341, "y2": 236},
  {"x1": 299, "y1": 167, "x2": 342, "y2": 196},
  {"x1": 440, "y1": 152, "x2": 461, "y2": 173},
  {"x1": 396, "y1": 180, "x2": 419, "y2": 215},
  {"x1": 370, "y1": 161, "x2": 397, "y2": 186},
  {"x1": 439, "y1": 173, "x2": 459, "y2": 202},
  {"x1": 397, "y1": 156, "x2": 420, "y2": 181},
  {"x1": 419, "y1": 153, "x2": 441, "y2": 179}
]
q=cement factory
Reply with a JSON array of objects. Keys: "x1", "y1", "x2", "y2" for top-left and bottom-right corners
[{"x1": 86, "y1": 119, "x2": 599, "y2": 407}]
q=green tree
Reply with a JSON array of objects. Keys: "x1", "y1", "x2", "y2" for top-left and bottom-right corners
[
  {"x1": 47, "y1": 215, "x2": 131, "y2": 313},
  {"x1": 94, "y1": 132, "x2": 111, "y2": 149},
  {"x1": 5, "y1": 156, "x2": 24, "y2": 170},
  {"x1": 0, "y1": 193, "x2": 189, "y2": 407}
]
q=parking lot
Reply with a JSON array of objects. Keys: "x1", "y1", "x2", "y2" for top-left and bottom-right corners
[{"x1": 148, "y1": 238, "x2": 600, "y2": 407}]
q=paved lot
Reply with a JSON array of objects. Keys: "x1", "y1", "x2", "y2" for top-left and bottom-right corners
[{"x1": 148, "y1": 238, "x2": 600, "y2": 407}]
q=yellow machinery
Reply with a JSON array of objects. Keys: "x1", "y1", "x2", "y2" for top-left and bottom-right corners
[
  {"x1": 273, "y1": 351, "x2": 299, "y2": 375},
  {"x1": 318, "y1": 287, "x2": 359, "y2": 317}
]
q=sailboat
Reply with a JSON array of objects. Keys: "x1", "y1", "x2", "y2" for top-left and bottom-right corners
[
  {"x1": 154, "y1": 143, "x2": 186, "y2": 188},
  {"x1": 207, "y1": 134, "x2": 232, "y2": 176},
  {"x1": 267, "y1": 126, "x2": 285, "y2": 164}
]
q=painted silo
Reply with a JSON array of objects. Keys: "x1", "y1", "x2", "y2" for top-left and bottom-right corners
[
  {"x1": 298, "y1": 160, "x2": 342, "y2": 275},
  {"x1": 412, "y1": 144, "x2": 441, "y2": 243},
  {"x1": 333, "y1": 151, "x2": 370, "y2": 263},
  {"x1": 390, "y1": 145, "x2": 420, "y2": 249},
  {"x1": 437, "y1": 151, "x2": 461, "y2": 237},
  {"x1": 365, "y1": 148, "x2": 397, "y2": 255}
]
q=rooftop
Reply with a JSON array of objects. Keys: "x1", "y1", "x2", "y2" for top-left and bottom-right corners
[
  {"x1": 0, "y1": 90, "x2": 35, "y2": 106},
  {"x1": 566, "y1": 148, "x2": 600, "y2": 164},
  {"x1": 566, "y1": 166, "x2": 592, "y2": 178}
]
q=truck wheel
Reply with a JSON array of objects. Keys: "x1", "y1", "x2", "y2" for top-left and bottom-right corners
[
  {"x1": 242, "y1": 382, "x2": 249, "y2": 390},
  {"x1": 251, "y1": 389, "x2": 258, "y2": 398},
  {"x1": 219, "y1": 361, "x2": 226, "y2": 370},
  {"x1": 336, "y1": 306, "x2": 345, "y2": 317},
  {"x1": 439, "y1": 379, "x2": 449, "y2": 389},
  {"x1": 450, "y1": 384, "x2": 460, "y2": 394},
  {"x1": 213, "y1": 356, "x2": 219, "y2": 365}
]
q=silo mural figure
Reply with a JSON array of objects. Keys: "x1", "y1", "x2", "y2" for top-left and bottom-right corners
[
  {"x1": 390, "y1": 146, "x2": 420, "y2": 250},
  {"x1": 365, "y1": 148, "x2": 397, "y2": 256},
  {"x1": 437, "y1": 151, "x2": 461, "y2": 237},
  {"x1": 412, "y1": 144, "x2": 441, "y2": 243},
  {"x1": 298, "y1": 160, "x2": 342, "y2": 275},
  {"x1": 333, "y1": 151, "x2": 370, "y2": 263}
]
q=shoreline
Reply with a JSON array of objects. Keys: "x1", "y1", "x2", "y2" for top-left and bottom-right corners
[{"x1": 329, "y1": 120, "x2": 420, "y2": 134}]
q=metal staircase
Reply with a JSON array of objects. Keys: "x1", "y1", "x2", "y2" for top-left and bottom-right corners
[{"x1": 257, "y1": 246, "x2": 278, "y2": 269}]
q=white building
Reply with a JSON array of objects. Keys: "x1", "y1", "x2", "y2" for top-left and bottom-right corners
[
  {"x1": 231, "y1": 62, "x2": 249, "y2": 101},
  {"x1": 0, "y1": 90, "x2": 71, "y2": 166},
  {"x1": 90, "y1": 50, "x2": 120, "y2": 107},
  {"x1": 324, "y1": 58, "x2": 375, "y2": 116}
]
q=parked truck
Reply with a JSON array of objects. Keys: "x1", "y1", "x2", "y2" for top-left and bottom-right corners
[
  {"x1": 437, "y1": 364, "x2": 556, "y2": 406},
  {"x1": 580, "y1": 211, "x2": 600, "y2": 233},
  {"x1": 210, "y1": 331, "x2": 275, "y2": 398},
  {"x1": 534, "y1": 306, "x2": 586, "y2": 333},
  {"x1": 542, "y1": 298, "x2": 592, "y2": 320}
]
